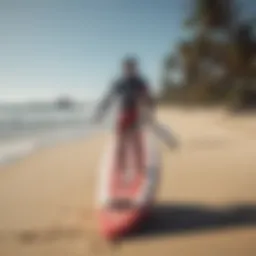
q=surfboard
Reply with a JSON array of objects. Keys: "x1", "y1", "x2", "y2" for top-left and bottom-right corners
[{"x1": 96, "y1": 128, "x2": 160, "y2": 240}]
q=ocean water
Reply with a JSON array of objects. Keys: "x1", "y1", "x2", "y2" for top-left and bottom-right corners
[{"x1": 0, "y1": 102, "x2": 107, "y2": 165}]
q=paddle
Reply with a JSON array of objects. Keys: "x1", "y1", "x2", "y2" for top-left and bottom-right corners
[
  {"x1": 89, "y1": 106, "x2": 179, "y2": 149},
  {"x1": 143, "y1": 117, "x2": 179, "y2": 149},
  {"x1": 138, "y1": 108, "x2": 179, "y2": 149},
  {"x1": 150, "y1": 121, "x2": 179, "y2": 149}
]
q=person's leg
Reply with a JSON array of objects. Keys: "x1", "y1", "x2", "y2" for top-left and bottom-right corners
[
  {"x1": 116, "y1": 133, "x2": 127, "y2": 171},
  {"x1": 128, "y1": 110, "x2": 144, "y2": 172},
  {"x1": 132, "y1": 129, "x2": 143, "y2": 171},
  {"x1": 116, "y1": 113, "x2": 128, "y2": 172}
]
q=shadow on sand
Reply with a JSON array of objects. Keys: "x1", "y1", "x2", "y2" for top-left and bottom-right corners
[{"x1": 128, "y1": 202, "x2": 256, "y2": 239}]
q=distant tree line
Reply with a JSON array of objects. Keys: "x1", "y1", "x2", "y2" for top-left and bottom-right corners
[{"x1": 160, "y1": 0, "x2": 256, "y2": 111}]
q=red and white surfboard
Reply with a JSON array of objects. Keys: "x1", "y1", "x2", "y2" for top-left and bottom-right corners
[{"x1": 96, "y1": 128, "x2": 160, "y2": 240}]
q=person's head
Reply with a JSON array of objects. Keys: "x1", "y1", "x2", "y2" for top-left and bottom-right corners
[{"x1": 122, "y1": 56, "x2": 139, "y2": 77}]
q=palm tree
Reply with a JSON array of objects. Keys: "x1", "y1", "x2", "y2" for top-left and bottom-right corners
[
  {"x1": 186, "y1": 0, "x2": 233, "y2": 31},
  {"x1": 162, "y1": 0, "x2": 256, "y2": 108}
]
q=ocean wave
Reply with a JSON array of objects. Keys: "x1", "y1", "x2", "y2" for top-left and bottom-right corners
[
  {"x1": 0, "y1": 102, "x2": 92, "y2": 165},
  {"x1": 0, "y1": 126, "x2": 96, "y2": 166},
  {"x1": 0, "y1": 103, "x2": 93, "y2": 139},
  {"x1": 0, "y1": 101, "x2": 113, "y2": 166}
]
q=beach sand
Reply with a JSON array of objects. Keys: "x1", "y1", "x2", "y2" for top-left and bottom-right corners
[{"x1": 0, "y1": 107, "x2": 255, "y2": 256}]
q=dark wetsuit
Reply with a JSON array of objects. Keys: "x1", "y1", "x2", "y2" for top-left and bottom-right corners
[
  {"x1": 110, "y1": 76, "x2": 152, "y2": 133},
  {"x1": 96, "y1": 75, "x2": 153, "y2": 170}
]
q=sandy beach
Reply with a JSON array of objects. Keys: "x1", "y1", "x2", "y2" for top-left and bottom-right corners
[{"x1": 0, "y1": 107, "x2": 255, "y2": 256}]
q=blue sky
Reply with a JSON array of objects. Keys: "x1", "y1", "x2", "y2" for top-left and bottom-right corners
[
  {"x1": 0, "y1": 0, "x2": 188, "y2": 101},
  {"x1": 0, "y1": 0, "x2": 255, "y2": 102}
]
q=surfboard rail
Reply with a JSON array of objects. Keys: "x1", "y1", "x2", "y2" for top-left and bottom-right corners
[{"x1": 96, "y1": 128, "x2": 160, "y2": 239}]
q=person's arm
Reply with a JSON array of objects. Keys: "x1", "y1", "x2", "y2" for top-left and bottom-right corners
[
  {"x1": 138, "y1": 81, "x2": 156, "y2": 124},
  {"x1": 140, "y1": 81, "x2": 156, "y2": 110},
  {"x1": 92, "y1": 82, "x2": 118, "y2": 123}
]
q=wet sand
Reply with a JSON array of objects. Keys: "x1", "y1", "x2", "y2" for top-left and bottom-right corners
[{"x1": 0, "y1": 108, "x2": 255, "y2": 256}]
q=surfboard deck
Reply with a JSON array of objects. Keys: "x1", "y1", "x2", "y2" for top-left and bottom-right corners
[{"x1": 96, "y1": 129, "x2": 160, "y2": 240}]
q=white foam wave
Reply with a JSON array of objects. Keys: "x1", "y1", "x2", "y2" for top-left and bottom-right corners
[{"x1": 0, "y1": 126, "x2": 96, "y2": 166}]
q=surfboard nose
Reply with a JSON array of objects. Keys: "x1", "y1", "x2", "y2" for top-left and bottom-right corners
[{"x1": 98, "y1": 208, "x2": 146, "y2": 240}]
